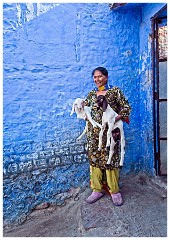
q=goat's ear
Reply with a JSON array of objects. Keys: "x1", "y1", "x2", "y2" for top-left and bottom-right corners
[
  {"x1": 81, "y1": 100, "x2": 85, "y2": 108},
  {"x1": 103, "y1": 99, "x2": 108, "y2": 111},
  {"x1": 70, "y1": 102, "x2": 75, "y2": 116}
]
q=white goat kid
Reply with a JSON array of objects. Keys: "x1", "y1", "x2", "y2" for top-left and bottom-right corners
[
  {"x1": 70, "y1": 98, "x2": 102, "y2": 141},
  {"x1": 97, "y1": 95, "x2": 125, "y2": 167}
]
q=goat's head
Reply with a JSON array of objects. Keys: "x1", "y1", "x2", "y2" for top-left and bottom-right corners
[
  {"x1": 70, "y1": 98, "x2": 85, "y2": 116},
  {"x1": 96, "y1": 95, "x2": 108, "y2": 112}
]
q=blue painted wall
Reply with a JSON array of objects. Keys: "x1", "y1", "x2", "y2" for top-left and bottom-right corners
[
  {"x1": 3, "y1": 3, "x2": 166, "y2": 224},
  {"x1": 139, "y1": 3, "x2": 166, "y2": 172}
]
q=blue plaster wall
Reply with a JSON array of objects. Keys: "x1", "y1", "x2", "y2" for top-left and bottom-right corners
[
  {"x1": 3, "y1": 2, "x2": 166, "y2": 224},
  {"x1": 139, "y1": 3, "x2": 167, "y2": 173}
]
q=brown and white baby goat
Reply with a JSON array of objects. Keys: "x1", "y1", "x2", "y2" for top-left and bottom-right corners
[
  {"x1": 70, "y1": 98, "x2": 102, "y2": 141},
  {"x1": 97, "y1": 95, "x2": 125, "y2": 167}
]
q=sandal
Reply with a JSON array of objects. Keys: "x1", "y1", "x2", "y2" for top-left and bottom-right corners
[
  {"x1": 111, "y1": 192, "x2": 123, "y2": 206},
  {"x1": 86, "y1": 191, "x2": 104, "y2": 204}
]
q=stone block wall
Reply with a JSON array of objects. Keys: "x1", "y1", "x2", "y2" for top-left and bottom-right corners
[{"x1": 3, "y1": 2, "x2": 165, "y2": 224}]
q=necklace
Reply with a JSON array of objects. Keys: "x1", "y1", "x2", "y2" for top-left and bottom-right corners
[
  {"x1": 94, "y1": 84, "x2": 113, "y2": 91},
  {"x1": 98, "y1": 85, "x2": 106, "y2": 91}
]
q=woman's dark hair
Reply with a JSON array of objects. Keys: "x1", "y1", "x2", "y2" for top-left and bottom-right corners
[{"x1": 92, "y1": 67, "x2": 108, "y2": 77}]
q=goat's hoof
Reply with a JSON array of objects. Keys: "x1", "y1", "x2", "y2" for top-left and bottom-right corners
[{"x1": 106, "y1": 146, "x2": 110, "y2": 152}]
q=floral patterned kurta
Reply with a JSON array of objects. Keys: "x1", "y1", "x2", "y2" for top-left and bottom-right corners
[{"x1": 84, "y1": 87, "x2": 131, "y2": 170}]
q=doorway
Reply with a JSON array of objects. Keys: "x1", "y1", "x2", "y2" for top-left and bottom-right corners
[{"x1": 151, "y1": 5, "x2": 167, "y2": 176}]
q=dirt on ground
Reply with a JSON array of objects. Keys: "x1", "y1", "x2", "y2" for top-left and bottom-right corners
[{"x1": 3, "y1": 174, "x2": 167, "y2": 237}]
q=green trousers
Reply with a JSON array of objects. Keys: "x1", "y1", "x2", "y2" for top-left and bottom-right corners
[{"x1": 90, "y1": 165, "x2": 119, "y2": 194}]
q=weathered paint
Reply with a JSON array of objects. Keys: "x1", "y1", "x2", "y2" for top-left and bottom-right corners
[
  {"x1": 3, "y1": 3, "x2": 166, "y2": 224},
  {"x1": 139, "y1": 3, "x2": 166, "y2": 173}
]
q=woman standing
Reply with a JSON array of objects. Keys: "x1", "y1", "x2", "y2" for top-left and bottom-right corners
[{"x1": 84, "y1": 67, "x2": 131, "y2": 206}]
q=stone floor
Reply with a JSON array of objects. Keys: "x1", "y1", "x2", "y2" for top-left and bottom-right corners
[{"x1": 3, "y1": 174, "x2": 167, "y2": 237}]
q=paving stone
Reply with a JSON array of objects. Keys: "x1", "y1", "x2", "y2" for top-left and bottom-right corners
[{"x1": 3, "y1": 175, "x2": 167, "y2": 237}]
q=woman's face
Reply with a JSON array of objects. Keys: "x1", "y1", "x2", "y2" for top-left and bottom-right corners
[{"x1": 93, "y1": 70, "x2": 108, "y2": 88}]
